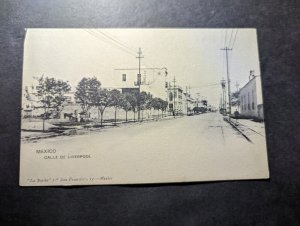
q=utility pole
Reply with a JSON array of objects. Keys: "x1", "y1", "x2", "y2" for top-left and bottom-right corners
[
  {"x1": 221, "y1": 46, "x2": 232, "y2": 116},
  {"x1": 136, "y1": 47, "x2": 144, "y2": 121},
  {"x1": 235, "y1": 81, "x2": 239, "y2": 92},
  {"x1": 196, "y1": 92, "x2": 201, "y2": 108},
  {"x1": 235, "y1": 81, "x2": 240, "y2": 112},
  {"x1": 186, "y1": 86, "x2": 189, "y2": 115},
  {"x1": 172, "y1": 76, "x2": 176, "y2": 116},
  {"x1": 221, "y1": 78, "x2": 226, "y2": 113}
]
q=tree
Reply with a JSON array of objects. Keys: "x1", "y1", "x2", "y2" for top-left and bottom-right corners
[
  {"x1": 110, "y1": 89, "x2": 122, "y2": 125},
  {"x1": 120, "y1": 93, "x2": 133, "y2": 122},
  {"x1": 127, "y1": 93, "x2": 138, "y2": 121},
  {"x1": 145, "y1": 93, "x2": 153, "y2": 119},
  {"x1": 139, "y1": 92, "x2": 152, "y2": 121},
  {"x1": 160, "y1": 99, "x2": 168, "y2": 117},
  {"x1": 75, "y1": 77, "x2": 101, "y2": 115},
  {"x1": 231, "y1": 91, "x2": 240, "y2": 107},
  {"x1": 34, "y1": 75, "x2": 71, "y2": 132},
  {"x1": 94, "y1": 88, "x2": 111, "y2": 126},
  {"x1": 151, "y1": 97, "x2": 162, "y2": 118}
]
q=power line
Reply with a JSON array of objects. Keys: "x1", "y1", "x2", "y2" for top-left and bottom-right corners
[
  {"x1": 100, "y1": 30, "x2": 137, "y2": 52},
  {"x1": 230, "y1": 29, "x2": 239, "y2": 49},
  {"x1": 91, "y1": 29, "x2": 157, "y2": 69},
  {"x1": 95, "y1": 30, "x2": 137, "y2": 54},
  {"x1": 224, "y1": 29, "x2": 228, "y2": 47},
  {"x1": 190, "y1": 83, "x2": 220, "y2": 88},
  {"x1": 228, "y1": 29, "x2": 234, "y2": 48},
  {"x1": 85, "y1": 29, "x2": 136, "y2": 57}
]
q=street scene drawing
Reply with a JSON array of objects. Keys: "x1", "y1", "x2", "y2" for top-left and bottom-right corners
[{"x1": 20, "y1": 29, "x2": 269, "y2": 186}]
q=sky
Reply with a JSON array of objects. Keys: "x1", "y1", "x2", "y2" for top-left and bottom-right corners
[{"x1": 23, "y1": 28, "x2": 261, "y2": 106}]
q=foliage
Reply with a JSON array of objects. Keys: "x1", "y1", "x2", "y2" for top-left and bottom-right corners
[
  {"x1": 151, "y1": 97, "x2": 162, "y2": 111},
  {"x1": 110, "y1": 89, "x2": 122, "y2": 110},
  {"x1": 231, "y1": 91, "x2": 240, "y2": 106},
  {"x1": 126, "y1": 92, "x2": 138, "y2": 113},
  {"x1": 75, "y1": 77, "x2": 101, "y2": 114},
  {"x1": 35, "y1": 75, "x2": 71, "y2": 118},
  {"x1": 120, "y1": 93, "x2": 133, "y2": 112},
  {"x1": 160, "y1": 99, "x2": 168, "y2": 112},
  {"x1": 139, "y1": 92, "x2": 152, "y2": 111},
  {"x1": 94, "y1": 88, "x2": 111, "y2": 125},
  {"x1": 110, "y1": 89, "x2": 123, "y2": 124}
]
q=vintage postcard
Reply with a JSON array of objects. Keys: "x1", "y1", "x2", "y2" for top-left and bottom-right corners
[{"x1": 20, "y1": 28, "x2": 269, "y2": 186}]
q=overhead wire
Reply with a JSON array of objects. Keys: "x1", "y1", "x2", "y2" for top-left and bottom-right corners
[
  {"x1": 94, "y1": 30, "x2": 137, "y2": 55},
  {"x1": 85, "y1": 29, "x2": 136, "y2": 57},
  {"x1": 230, "y1": 29, "x2": 239, "y2": 49},
  {"x1": 228, "y1": 29, "x2": 234, "y2": 48}
]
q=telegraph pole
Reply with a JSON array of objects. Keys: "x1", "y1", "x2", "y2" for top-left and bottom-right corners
[
  {"x1": 136, "y1": 47, "x2": 144, "y2": 121},
  {"x1": 221, "y1": 46, "x2": 232, "y2": 116},
  {"x1": 186, "y1": 86, "x2": 189, "y2": 115},
  {"x1": 196, "y1": 93, "x2": 201, "y2": 108},
  {"x1": 235, "y1": 81, "x2": 240, "y2": 111},
  {"x1": 172, "y1": 77, "x2": 176, "y2": 116},
  {"x1": 235, "y1": 81, "x2": 239, "y2": 92},
  {"x1": 221, "y1": 78, "x2": 226, "y2": 113}
]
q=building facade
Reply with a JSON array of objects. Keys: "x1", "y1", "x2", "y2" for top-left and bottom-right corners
[
  {"x1": 239, "y1": 75, "x2": 264, "y2": 120},
  {"x1": 167, "y1": 85, "x2": 184, "y2": 115},
  {"x1": 113, "y1": 68, "x2": 168, "y2": 101}
]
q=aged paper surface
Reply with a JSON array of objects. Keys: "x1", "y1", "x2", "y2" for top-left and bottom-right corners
[{"x1": 20, "y1": 29, "x2": 269, "y2": 186}]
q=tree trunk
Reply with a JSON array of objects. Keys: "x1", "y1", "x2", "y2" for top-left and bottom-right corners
[
  {"x1": 125, "y1": 110, "x2": 128, "y2": 122},
  {"x1": 114, "y1": 109, "x2": 117, "y2": 125},
  {"x1": 134, "y1": 111, "x2": 136, "y2": 122},
  {"x1": 43, "y1": 107, "x2": 46, "y2": 132},
  {"x1": 141, "y1": 110, "x2": 143, "y2": 121},
  {"x1": 100, "y1": 111, "x2": 104, "y2": 126}
]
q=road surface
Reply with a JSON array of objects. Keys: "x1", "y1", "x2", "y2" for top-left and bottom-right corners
[{"x1": 20, "y1": 113, "x2": 269, "y2": 186}]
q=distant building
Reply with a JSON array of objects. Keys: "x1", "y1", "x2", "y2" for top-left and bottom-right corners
[
  {"x1": 182, "y1": 92, "x2": 196, "y2": 115},
  {"x1": 22, "y1": 82, "x2": 75, "y2": 118},
  {"x1": 239, "y1": 72, "x2": 264, "y2": 120},
  {"x1": 113, "y1": 68, "x2": 168, "y2": 101},
  {"x1": 168, "y1": 85, "x2": 184, "y2": 114}
]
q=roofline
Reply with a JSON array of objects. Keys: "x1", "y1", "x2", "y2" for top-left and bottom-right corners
[{"x1": 240, "y1": 75, "x2": 258, "y2": 91}]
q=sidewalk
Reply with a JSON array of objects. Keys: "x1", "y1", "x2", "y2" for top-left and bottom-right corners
[
  {"x1": 228, "y1": 118, "x2": 265, "y2": 137},
  {"x1": 223, "y1": 115, "x2": 266, "y2": 143},
  {"x1": 21, "y1": 114, "x2": 181, "y2": 142}
]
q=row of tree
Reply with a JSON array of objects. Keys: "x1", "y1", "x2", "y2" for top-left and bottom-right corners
[{"x1": 75, "y1": 77, "x2": 168, "y2": 125}]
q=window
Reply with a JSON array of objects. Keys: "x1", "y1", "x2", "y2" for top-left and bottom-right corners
[
  {"x1": 248, "y1": 93, "x2": 250, "y2": 110},
  {"x1": 169, "y1": 92, "x2": 173, "y2": 101},
  {"x1": 241, "y1": 97, "x2": 243, "y2": 111},
  {"x1": 122, "y1": 74, "x2": 126, "y2": 82}
]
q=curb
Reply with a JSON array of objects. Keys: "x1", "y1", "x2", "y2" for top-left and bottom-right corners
[{"x1": 223, "y1": 117, "x2": 252, "y2": 143}]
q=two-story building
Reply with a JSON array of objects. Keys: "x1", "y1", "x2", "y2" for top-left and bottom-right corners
[
  {"x1": 113, "y1": 67, "x2": 168, "y2": 102},
  {"x1": 168, "y1": 85, "x2": 184, "y2": 115}
]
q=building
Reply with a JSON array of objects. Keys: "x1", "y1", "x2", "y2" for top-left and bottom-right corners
[
  {"x1": 239, "y1": 72, "x2": 264, "y2": 120},
  {"x1": 22, "y1": 81, "x2": 75, "y2": 118},
  {"x1": 182, "y1": 92, "x2": 196, "y2": 115},
  {"x1": 113, "y1": 67, "x2": 168, "y2": 101},
  {"x1": 168, "y1": 85, "x2": 184, "y2": 115}
]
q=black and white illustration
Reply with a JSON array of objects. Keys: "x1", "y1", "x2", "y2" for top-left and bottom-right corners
[{"x1": 20, "y1": 29, "x2": 269, "y2": 186}]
